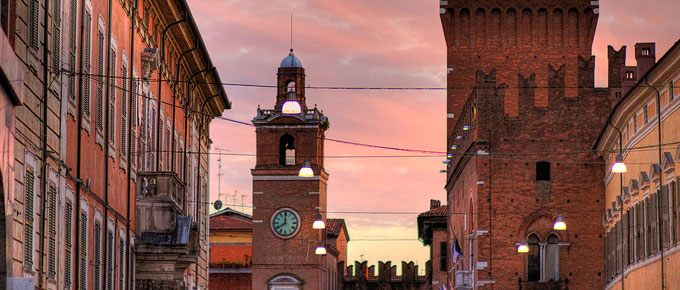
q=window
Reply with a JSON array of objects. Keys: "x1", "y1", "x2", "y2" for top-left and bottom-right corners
[
  {"x1": 545, "y1": 235, "x2": 559, "y2": 281},
  {"x1": 165, "y1": 119, "x2": 171, "y2": 170},
  {"x1": 23, "y1": 164, "x2": 36, "y2": 270},
  {"x1": 671, "y1": 81, "x2": 675, "y2": 101},
  {"x1": 644, "y1": 106, "x2": 649, "y2": 124},
  {"x1": 94, "y1": 221, "x2": 102, "y2": 290},
  {"x1": 119, "y1": 236, "x2": 125, "y2": 290},
  {"x1": 106, "y1": 229, "x2": 114, "y2": 290},
  {"x1": 615, "y1": 91, "x2": 622, "y2": 99},
  {"x1": 527, "y1": 234, "x2": 540, "y2": 281},
  {"x1": 67, "y1": 0, "x2": 78, "y2": 102},
  {"x1": 641, "y1": 47, "x2": 651, "y2": 56},
  {"x1": 159, "y1": 110, "x2": 164, "y2": 169},
  {"x1": 536, "y1": 162, "x2": 550, "y2": 181},
  {"x1": 82, "y1": 11, "x2": 92, "y2": 118},
  {"x1": 120, "y1": 64, "x2": 128, "y2": 160},
  {"x1": 47, "y1": 184, "x2": 58, "y2": 279},
  {"x1": 52, "y1": 0, "x2": 62, "y2": 71},
  {"x1": 662, "y1": 185, "x2": 672, "y2": 247},
  {"x1": 109, "y1": 48, "x2": 117, "y2": 146},
  {"x1": 440, "y1": 241, "x2": 447, "y2": 271},
  {"x1": 79, "y1": 212, "x2": 88, "y2": 290},
  {"x1": 64, "y1": 198, "x2": 74, "y2": 288},
  {"x1": 633, "y1": 114, "x2": 638, "y2": 133},
  {"x1": 626, "y1": 71, "x2": 634, "y2": 80},
  {"x1": 279, "y1": 134, "x2": 295, "y2": 165},
  {"x1": 28, "y1": 0, "x2": 39, "y2": 49},
  {"x1": 97, "y1": 30, "x2": 105, "y2": 133}
]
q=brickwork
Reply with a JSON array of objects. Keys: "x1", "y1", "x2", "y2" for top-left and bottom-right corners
[
  {"x1": 441, "y1": 1, "x2": 611, "y2": 289},
  {"x1": 209, "y1": 272, "x2": 252, "y2": 290}
]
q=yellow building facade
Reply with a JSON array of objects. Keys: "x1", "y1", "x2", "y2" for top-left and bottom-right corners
[{"x1": 595, "y1": 40, "x2": 680, "y2": 290}]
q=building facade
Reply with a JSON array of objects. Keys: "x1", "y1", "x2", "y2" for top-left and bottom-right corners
[
  {"x1": 209, "y1": 208, "x2": 253, "y2": 290},
  {"x1": 594, "y1": 40, "x2": 680, "y2": 290},
  {"x1": 2, "y1": 0, "x2": 229, "y2": 288},
  {"x1": 417, "y1": 200, "x2": 448, "y2": 289},
  {"x1": 440, "y1": 1, "x2": 611, "y2": 289}
]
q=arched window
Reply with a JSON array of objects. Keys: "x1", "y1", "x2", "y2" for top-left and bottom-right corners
[
  {"x1": 527, "y1": 234, "x2": 540, "y2": 281},
  {"x1": 279, "y1": 134, "x2": 295, "y2": 166},
  {"x1": 269, "y1": 275, "x2": 301, "y2": 290},
  {"x1": 287, "y1": 81, "x2": 296, "y2": 92},
  {"x1": 545, "y1": 235, "x2": 560, "y2": 281}
]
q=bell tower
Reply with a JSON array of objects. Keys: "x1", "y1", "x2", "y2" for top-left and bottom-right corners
[{"x1": 251, "y1": 49, "x2": 331, "y2": 290}]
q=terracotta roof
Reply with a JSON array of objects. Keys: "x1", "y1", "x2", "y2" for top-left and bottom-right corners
[
  {"x1": 326, "y1": 218, "x2": 350, "y2": 241},
  {"x1": 418, "y1": 205, "x2": 448, "y2": 217},
  {"x1": 210, "y1": 208, "x2": 252, "y2": 231}
]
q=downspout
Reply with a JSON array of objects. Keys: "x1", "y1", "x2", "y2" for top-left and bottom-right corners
[
  {"x1": 73, "y1": 0, "x2": 88, "y2": 287},
  {"x1": 37, "y1": 0, "x2": 51, "y2": 286},
  {"x1": 607, "y1": 117, "x2": 624, "y2": 289},
  {"x1": 171, "y1": 43, "x2": 197, "y2": 173},
  {"x1": 102, "y1": 0, "x2": 113, "y2": 287},
  {"x1": 124, "y1": 2, "x2": 138, "y2": 290},
  {"x1": 154, "y1": 14, "x2": 186, "y2": 171}
]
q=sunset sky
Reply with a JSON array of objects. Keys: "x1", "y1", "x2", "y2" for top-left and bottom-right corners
[{"x1": 189, "y1": 0, "x2": 679, "y2": 272}]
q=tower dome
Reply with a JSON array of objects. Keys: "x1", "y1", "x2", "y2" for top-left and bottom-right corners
[{"x1": 280, "y1": 49, "x2": 303, "y2": 68}]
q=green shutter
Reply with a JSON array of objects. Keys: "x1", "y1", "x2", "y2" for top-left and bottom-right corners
[
  {"x1": 64, "y1": 201, "x2": 73, "y2": 288},
  {"x1": 47, "y1": 186, "x2": 57, "y2": 278},
  {"x1": 107, "y1": 231, "x2": 113, "y2": 290},
  {"x1": 52, "y1": 0, "x2": 62, "y2": 71},
  {"x1": 79, "y1": 213, "x2": 88, "y2": 290},
  {"x1": 23, "y1": 168, "x2": 35, "y2": 269},
  {"x1": 83, "y1": 11, "x2": 92, "y2": 117},
  {"x1": 94, "y1": 222, "x2": 101, "y2": 290},
  {"x1": 28, "y1": 0, "x2": 39, "y2": 49}
]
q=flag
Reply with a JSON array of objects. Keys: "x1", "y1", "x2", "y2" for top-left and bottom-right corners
[{"x1": 452, "y1": 237, "x2": 463, "y2": 264}]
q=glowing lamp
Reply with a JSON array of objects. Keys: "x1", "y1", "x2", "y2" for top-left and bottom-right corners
[
  {"x1": 313, "y1": 214, "x2": 325, "y2": 229},
  {"x1": 447, "y1": 154, "x2": 453, "y2": 158},
  {"x1": 517, "y1": 240, "x2": 529, "y2": 253},
  {"x1": 282, "y1": 90, "x2": 302, "y2": 114},
  {"x1": 299, "y1": 159, "x2": 314, "y2": 177},
  {"x1": 315, "y1": 244, "x2": 327, "y2": 255},
  {"x1": 611, "y1": 153, "x2": 627, "y2": 173},
  {"x1": 553, "y1": 214, "x2": 567, "y2": 231},
  {"x1": 463, "y1": 125, "x2": 470, "y2": 131},
  {"x1": 451, "y1": 145, "x2": 457, "y2": 150}
]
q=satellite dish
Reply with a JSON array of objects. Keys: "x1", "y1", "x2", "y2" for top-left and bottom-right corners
[{"x1": 214, "y1": 200, "x2": 223, "y2": 211}]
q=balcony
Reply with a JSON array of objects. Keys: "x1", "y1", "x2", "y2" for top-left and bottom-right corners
[{"x1": 455, "y1": 270, "x2": 473, "y2": 290}]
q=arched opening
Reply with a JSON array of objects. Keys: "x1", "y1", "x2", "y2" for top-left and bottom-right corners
[
  {"x1": 545, "y1": 234, "x2": 560, "y2": 281},
  {"x1": 527, "y1": 234, "x2": 540, "y2": 281},
  {"x1": 269, "y1": 274, "x2": 301, "y2": 290},
  {"x1": 279, "y1": 134, "x2": 296, "y2": 166}
]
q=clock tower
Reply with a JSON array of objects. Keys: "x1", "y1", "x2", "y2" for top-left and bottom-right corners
[{"x1": 251, "y1": 49, "x2": 331, "y2": 290}]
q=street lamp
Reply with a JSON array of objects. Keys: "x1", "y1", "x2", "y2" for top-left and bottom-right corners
[
  {"x1": 299, "y1": 159, "x2": 314, "y2": 177},
  {"x1": 282, "y1": 89, "x2": 302, "y2": 114},
  {"x1": 517, "y1": 240, "x2": 529, "y2": 253},
  {"x1": 611, "y1": 153, "x2": 627, "y2": 173},
  {"x1": 315, "y1": 242, "x2": 327, "y2": 255},
  {"x1": 313, "y1": 213, "x2": 325, "y2": 229},
  {"x1": 553, "y1": 214, "x2": 567, "y2": 231}
]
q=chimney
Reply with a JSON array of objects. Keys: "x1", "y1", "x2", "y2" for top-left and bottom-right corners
[
  {"x1": 607, "y1": 45, "x2": 626, "y2": 88},
  {"x1": 430, "y1": 199, "x2": 441, "y2": 210},
  {"x1": 635, "y1": 43, "x2": 656, "y2": 78}
]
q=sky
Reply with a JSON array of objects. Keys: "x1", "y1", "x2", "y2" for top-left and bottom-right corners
[{"x1": 189, "y1": 0, "x2": 679, "y2": 273}]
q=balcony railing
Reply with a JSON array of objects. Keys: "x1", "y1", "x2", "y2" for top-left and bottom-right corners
[{"x1": 136, "y1": 171, "x2": 190, "y2": 244}]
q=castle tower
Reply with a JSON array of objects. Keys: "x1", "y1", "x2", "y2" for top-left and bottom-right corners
[
  {"x1": 251, "y1": 49, "x2": 331, "y2": 290},
  {"x1": 440, "y1": 1, "x2": 611, "y2": 289}
]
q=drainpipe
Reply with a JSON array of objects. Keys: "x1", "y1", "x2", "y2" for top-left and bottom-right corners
[
  {"x1": 607, "y1": 116, "x2": 624, "y2": 289},
  {"x1": 37, "y1": 0, "x2": 51, "y2": 286},
  {"x1": 124, "y1": 2, "x2": 138, "y2": 290},
  {"x1": 171, "y1": 43, "x2": 197, "y2": 172},
  {"x1": 154, "y1": 14, "x2": 186, "y2": 171}
]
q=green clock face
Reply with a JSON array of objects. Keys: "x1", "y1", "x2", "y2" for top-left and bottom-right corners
[{"x1": 271, "y1": 208, "x2": 300, "y2": 238}]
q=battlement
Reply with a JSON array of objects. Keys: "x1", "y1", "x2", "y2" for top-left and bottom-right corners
[
  {"x1": 607, "y1": 43, "x2": 657, "y2": 106},
  {"x1": 338, "y1": 261, "x2": 431, "y2": 289},
  {"x1": 440, "y1": 1, "x2": 598, "y2": 50}
]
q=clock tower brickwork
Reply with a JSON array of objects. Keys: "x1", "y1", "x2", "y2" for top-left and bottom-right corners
[{"x1": 251, "y1": 50, "x2": 332, "y2": 290}]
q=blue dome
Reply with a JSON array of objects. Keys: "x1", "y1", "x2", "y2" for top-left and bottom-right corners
[{"x1": 280, "y1": 49, "x2": 303, "y2": 68}]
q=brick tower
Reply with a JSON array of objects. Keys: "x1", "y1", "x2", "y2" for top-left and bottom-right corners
[
  {"x1": 251, "y1": 49, "x2": 331, "y2": 290},
  {"x1": 441, "y1": 1, "x2": 611, "y2": 289}
]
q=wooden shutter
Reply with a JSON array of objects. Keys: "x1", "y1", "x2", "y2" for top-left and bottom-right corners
[
  {"x1": 28, "y1": 0, "x2": 39, "y2": 49},
  {"x1": 83, "y1": 11, "x2": 92, "y2": 117},
  {"x1": 109, "y1": 49, "x2": 116, "y2": 145},
  {"x1": 79, "y1": 213, "x2": 88, "y2": 290},
  {"x1": 47, "y1": 185, "x2": 58, "y2": 278},
  {"x1": 97, "y1": 31, "x2": 105, "y2": 131},
  {"x1": 118, "y1": 239, "x2": 125, "y2": 289},
  {"x1": 94, "y1": 222, "x2": 102, "y2": 290},
  {"x1": 120, "y1": 65, "x2": 127, "y2": 158},
  {"x1": 106, "y1": 230, "x2": 113, "y2": 290},
  {"x1": 68, "y1": 0, "x2": 78, "y2": 101},
  {"x1": 52, "y1": 0, "x2": 62, "y2": 71},
  {"x1": 23, "y1": 167, "x2": 35, "y2": 269},
  {"x1": 64, "y1": 201, "x2": 73, "y2": 288}
]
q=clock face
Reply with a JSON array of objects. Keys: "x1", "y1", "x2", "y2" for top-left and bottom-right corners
[{"x1": 271, "y1": 208, "x2": 300, "y2": 238}]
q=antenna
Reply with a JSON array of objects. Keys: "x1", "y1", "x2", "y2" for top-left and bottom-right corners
[{"x1": 290, "y1": 13, "x2": 293, "y2": 50}]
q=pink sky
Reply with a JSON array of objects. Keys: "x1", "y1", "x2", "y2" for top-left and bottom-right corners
[{"x1": 189, "y1": 0, "x2": 679, "y2": 272}]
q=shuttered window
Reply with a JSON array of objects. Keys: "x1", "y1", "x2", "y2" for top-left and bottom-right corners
[
  {"x1": 47, "y1": 185, "x2": 58, "y2": 279},
  {"x1": 130, "y1": 78, "x2": 138, "y2": 168},
  {"x1": 118, "y1": 239, "x2": 125, "y2": 290},
  {"x1": 64, "y1": 201, "x2": 73, "y2": 288},
  {"x1": 108, "y1": 49, "x2": 116, "y2": 146},
  {"x1": 52, "y1": 0, "x2": 62, "y2": 71},
  {"x1": 79, "y1": 213, "x2": 88, "y2": 290},
  {"x1": 28, "y1": 0, "x2": 39, "y2": 49},
  {"x1": 120, "y1": 65, "x2": 128, "y2": 159},
  {"x1": 96, "y1": 30, "x2": 105, "y2": 132},
  {"x1": 106, "y1": 230, "x2": 113, "y2": 290},
  {"x1": 94, "y1": 222, "x2": 102, "y2": 290},
  {"x1": 23, "y1": 167, "x2": 35, "y2": 270},
  {"x1": 83, "y1": 11, "x2": 92, "y2": 117},
  {"x1": 67, "y1": 0, "x2": 78, "y2": 101}
]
